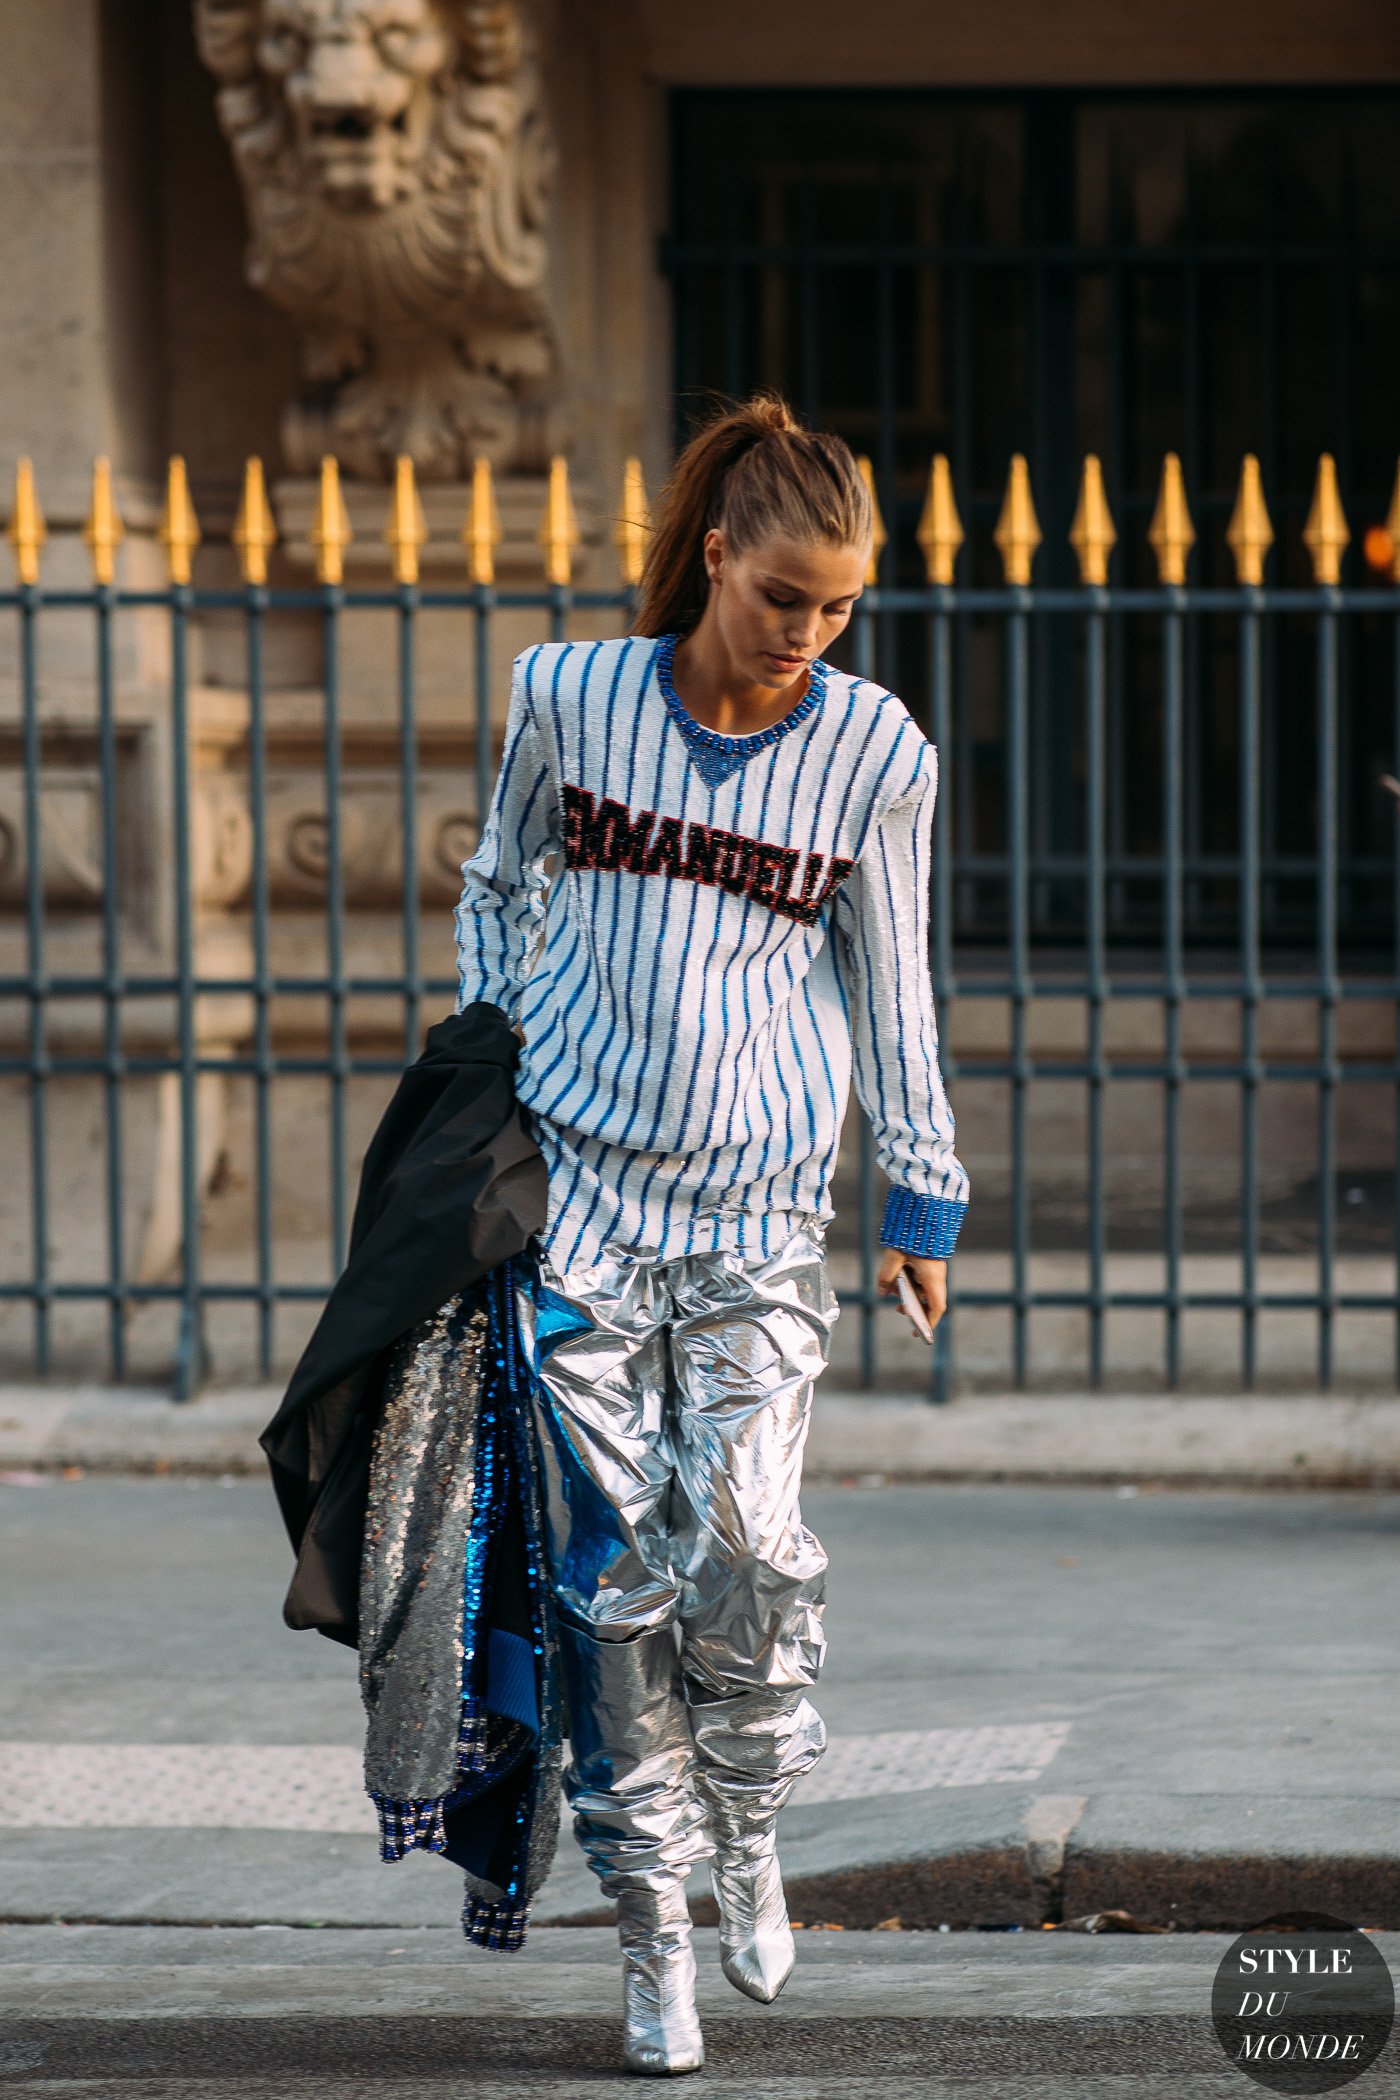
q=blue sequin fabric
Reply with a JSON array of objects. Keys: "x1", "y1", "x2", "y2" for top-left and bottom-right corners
[
  {"x1": 359, "y1": 1260, "x2": 563, "y2": 1953},
  {"x1": 654, "y1": 631, "x2": 828, "y2": 787}
]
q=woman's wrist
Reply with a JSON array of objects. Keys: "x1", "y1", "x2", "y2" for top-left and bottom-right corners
[{"x1": 879, "y1": 1187, "x2": 967, "y2": 1259}]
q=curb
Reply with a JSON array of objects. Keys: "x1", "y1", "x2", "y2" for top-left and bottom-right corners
[
  {"x1": 526, "y1": 1787, "x2": 1400, "y2": 1936},
  {"x1": 803, "y1": 1394, "x2": 1400, "y2": 1492},
  {"x1": 543, "y1": 1829, "x2": 1400, "y2": 1937}
]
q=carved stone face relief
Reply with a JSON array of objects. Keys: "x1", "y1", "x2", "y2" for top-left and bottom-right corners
[
  {"x1": 256, "y1": 0, "x2": 454, "y2": 214},
  {"x1": 193, "y1": 0, "x2": 561, "y2": 481}
]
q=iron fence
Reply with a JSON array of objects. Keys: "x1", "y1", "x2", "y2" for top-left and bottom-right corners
[{"x1": 1, "y1": 446, "x2": 1397, "y2": 1400}]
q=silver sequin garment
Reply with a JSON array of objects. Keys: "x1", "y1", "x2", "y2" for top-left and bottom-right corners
[
  {"x1": 358, "y1": 1275, "x2": 566, "y2": 1938},
  {"x1": 359, "y1": 1293, "x2": 495, "y2": 1807}
]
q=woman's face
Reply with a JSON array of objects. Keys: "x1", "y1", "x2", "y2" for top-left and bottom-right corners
[{"x1": 703, "y1": 527, "x2": 868, "y2": 691}]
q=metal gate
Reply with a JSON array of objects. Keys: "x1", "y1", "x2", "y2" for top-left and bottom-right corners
[
  {"x1": 662, "y1": 84, "x2": 1400, "y2": 1397},
  {"x1": 2, "y1": 441, "x2": 1397, "y2": 1399}
]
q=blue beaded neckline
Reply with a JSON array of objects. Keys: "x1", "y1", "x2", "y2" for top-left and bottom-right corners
[{"x1": 653, "y1": 632, "x2": 827, "y2": 788}]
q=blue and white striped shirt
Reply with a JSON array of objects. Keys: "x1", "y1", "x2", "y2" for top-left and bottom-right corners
[{"x1": 453, "y1": 634, "x2": 968, "y2": 1273}]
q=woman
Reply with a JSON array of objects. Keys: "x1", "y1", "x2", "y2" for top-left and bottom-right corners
[{"x1": 453, "y1": 394, "x2": 968, "y2": 2074}]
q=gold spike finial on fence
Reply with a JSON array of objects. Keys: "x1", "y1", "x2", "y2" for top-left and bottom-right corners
[
  {"x1": 7, "y1": 459, "x2": 46, "y2": 586},
  {"x1": 1302, "y1": 453, "x2": 1350, "y2": 586},
  {"x1": 233, "y1": 457, "x2": 277, "y2": 586},
  {"x1": 539, "y1": 455, "x2": 578, "y2": 587},
  {"x1": 615, "y1": 457, "x2": 650, "y2": 588},
  {"x1": 1147, "y1": 454, "x2": 1195, "y2": 586},
  {"x1": 464, "y1": 456, "x2": 501, "y2": 586},
  {"x1": 1226, "y1": 455, "x2": 1273, "y2": 586},
  {"x1": 385, "y1": 455, "x2": 428, "y2": 586},
  {"x1": 916, "y1": 456, "x2": 963, "y2": 586},
  {"x1": 856, "y1": 457, "x2": 888, "y2": 586},
  {"x1": 1069, "y1": 454, "x2": 1116, "y2": 587},
  {"x1": 83, "y1": 457, "x2": 124, "y2": 586},
  {"x1": 994, "y1": 454, "x2": 1041, "y2": 586},
  {"x1": 1385, "y1": 462, "x2": 1400, "y2": 586},
  {"x1": 311, "y1": 455, "x2": 351, "y2": 586},
  {"x1": 159, "y1": 456, "x2": 201, "y2": 586}
]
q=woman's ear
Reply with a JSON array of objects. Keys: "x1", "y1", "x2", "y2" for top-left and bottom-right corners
[{"x1": 703, "y1": 525, "x2": 726, "y2": 588}]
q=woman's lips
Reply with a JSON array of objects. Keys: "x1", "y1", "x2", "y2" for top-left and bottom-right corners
[{"x1": 766, "y1": 652, "x2": 806, "y2": 671}]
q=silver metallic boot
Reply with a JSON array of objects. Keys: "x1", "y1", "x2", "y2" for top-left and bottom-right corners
[
  {"x1": 685, "y1": 1683, "x2": 825, "y2": 2004},
  {"x1": 550, "y1": 1621, "x2": 712, "y2": 2074},
  {"x1": 708, "y1": 1819, "x2": 794, "y2": 2003},
  {"x1": 617, "y1": 1878, "x2": 705, "y2": 2076}
]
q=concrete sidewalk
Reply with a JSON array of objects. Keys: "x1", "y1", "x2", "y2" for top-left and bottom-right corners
[
  {"x1": 1, "y1": 1476, "x2": 1396, "y2": 1946},
  {"x1": 2, "y1": 1383, "x2": 1399, "y2": 1488}
]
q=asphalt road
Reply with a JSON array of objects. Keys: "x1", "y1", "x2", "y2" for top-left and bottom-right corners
[{"x1": 1, "y1": 1924, "x2": 1398, "y2": 2097}]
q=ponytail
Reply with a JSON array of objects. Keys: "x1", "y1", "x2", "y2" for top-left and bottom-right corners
[{"x1": 633, "y1": 392, "x2": 872, "y2": 638}]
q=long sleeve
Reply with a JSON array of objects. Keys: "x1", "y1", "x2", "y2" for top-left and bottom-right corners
[
  {"x1": 831, "y1": 736, "x2": 969, "y2": 1257},
  {"x1": 453, "y1": 649, "x2": 559, "y2": 1023}
]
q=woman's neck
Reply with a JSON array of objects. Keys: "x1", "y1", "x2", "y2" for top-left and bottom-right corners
[{"x1": 669, "y1": 619, "x2": 810, "y2": 737}]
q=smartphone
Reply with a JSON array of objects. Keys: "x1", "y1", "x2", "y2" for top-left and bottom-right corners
[{"x1": 896, "y1": 1267, "x2": 935, "y2": 1345}]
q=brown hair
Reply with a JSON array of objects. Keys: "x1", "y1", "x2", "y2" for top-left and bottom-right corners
[{"x1": 633, "y1": 392, "x2": 872, "y2": 638}]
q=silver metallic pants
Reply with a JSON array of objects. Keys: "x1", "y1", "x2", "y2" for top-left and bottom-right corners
[{"x1": 515, "y1": 1223, "x2": 839, "y2": 1900}]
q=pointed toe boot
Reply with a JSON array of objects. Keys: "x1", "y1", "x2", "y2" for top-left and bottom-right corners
[
  {"x1": 617, "y1": 1881, "x2": 706, "y2": 2076},
  {"x1": 710, "y1": 1832, "x2": 795, "y2": 2004}
]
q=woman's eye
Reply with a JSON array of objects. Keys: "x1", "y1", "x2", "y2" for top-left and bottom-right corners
[{"x1": 766, "y1": 594, "x2": 797, "y2": 609}]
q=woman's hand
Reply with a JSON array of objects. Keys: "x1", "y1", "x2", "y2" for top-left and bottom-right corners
[{"x1": 876, "y1": 1248, "x2": 948, "y2": 1335}]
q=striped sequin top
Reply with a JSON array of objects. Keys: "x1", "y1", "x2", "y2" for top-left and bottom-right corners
[{"x1": 453, "y1": 634, "x2": 969, "y2": 1273}]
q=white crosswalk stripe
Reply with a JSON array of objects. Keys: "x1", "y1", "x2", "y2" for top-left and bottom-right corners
[
  {"x1": 0, "y1": 1744, "x2": 376, "y2": 1833},
  {"x1": 791, "y1": 1723, "x2": 1071, "y2": 1803}
]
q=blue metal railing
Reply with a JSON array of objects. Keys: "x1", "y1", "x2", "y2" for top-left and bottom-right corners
[
  {"x1": 898, "y1": 574, "x2": 1400, "y2": 1402},
  {"x1": 2, "y1": 451, "x2": 1397, "y2": 1400}
]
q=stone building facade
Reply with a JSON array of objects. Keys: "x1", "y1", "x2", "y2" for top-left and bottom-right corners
[
  {"x1": 0, "y1": 2, "x2": 1397, "y2": 1387},
  {"x1": 7, "y1": 0, "x2": 1398, "y2": 584}
]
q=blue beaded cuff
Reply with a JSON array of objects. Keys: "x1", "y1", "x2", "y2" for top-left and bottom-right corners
[{"x1": 880, "y1": 1188, "x2": 968, "y2": 1258}]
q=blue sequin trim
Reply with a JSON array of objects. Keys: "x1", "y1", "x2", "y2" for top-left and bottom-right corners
[
  {"x1": 459, "y1": 1320, "x2": 504, "y2": 1755},
  {"x1": 371, "y1": 1791, "x2": 449, "y2": 1862},
  {"x1": 463, "y1": 1892, "x2": 531, "y2": 1951},
  {"x1": 489, "y1": 1258, "x2": 551, "y2": 1910},
  {"x1": 880, "y1": 1188, "x2": 968, "y2": 1258},
  {"x1": 369, "y1": 1701, "x2": 499, "y2": 1862},
  {"x1": 654, "y1": 632, "x2": 827, "y2": 787}
]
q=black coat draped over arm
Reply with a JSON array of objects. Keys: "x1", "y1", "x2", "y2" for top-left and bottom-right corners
[{"x1": 259, "y1": 1003, "x2": 547, "y2": 1646}]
